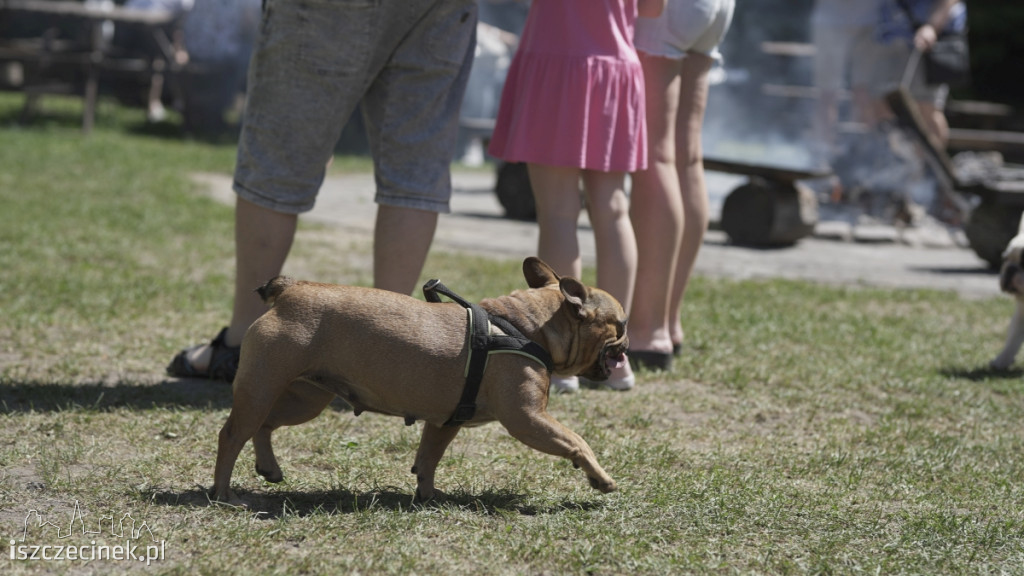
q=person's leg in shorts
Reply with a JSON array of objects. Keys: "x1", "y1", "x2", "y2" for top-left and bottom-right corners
[
  {"x1": 169, "y1": 0, "x2": 477, "y2": 379},
  {"x1": 362, "y1": 0, "x2": 477, "y2": 292},
  {"x1": 869, "y1": 40, "x2": 949, "y2": 146}
]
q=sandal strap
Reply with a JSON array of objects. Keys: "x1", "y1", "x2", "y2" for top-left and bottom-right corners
[
  {"x1": 207, "y1": 327, "x2": 241, "y2": 383},
  {"x1": 166, "y1": 327, "x2": 240, "y2": 382}
]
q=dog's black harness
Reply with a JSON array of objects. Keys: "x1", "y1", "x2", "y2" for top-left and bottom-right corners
[{"x1": 422, "y1": 279, "x2": 554, "y2": 427}]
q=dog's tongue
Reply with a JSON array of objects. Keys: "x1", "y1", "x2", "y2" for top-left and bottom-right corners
[{"x1": 607, "y1": 352, "x2": 626, "y2": 370}]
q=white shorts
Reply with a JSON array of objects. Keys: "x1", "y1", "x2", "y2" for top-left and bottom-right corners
[{"x1": 634, "y1": 0, "x2": 735, "y2": 62}]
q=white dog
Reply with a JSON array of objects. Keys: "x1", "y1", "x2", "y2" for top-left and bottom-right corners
[{"x1": 991, "y1": 217, "x2": 1024, "y2": 369}]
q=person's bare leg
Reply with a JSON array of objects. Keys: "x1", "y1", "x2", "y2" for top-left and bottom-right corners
[
  {"x1": 147, "y1": 64, "x2": 167, "y2": 122},
  {"x1": 528, "y1": 163, "x2": 584, "y2": 279},
  {"x1": 184, "y1": 197, "x2": 298, "y2": 370},
  {"x1": 629, "y1": 53, "x2": 683, "y2": 354},
  {"x1": 668, "y1": 53, "x2": 714, "y2": 348},
  {"x1": 374, "y1": 204, "x2": 438, "y2": 294},
  {"x1": 581, "y1": 169, "x2": 636, "y2": 385},
  {"x1": 582, "y1": 170, "x2": 637, "y2": 314},
  {"x1": 916, "y1": 100, "x2": 949, "y2": 149}
]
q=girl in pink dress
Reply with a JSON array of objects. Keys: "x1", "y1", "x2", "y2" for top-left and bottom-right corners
[{"x1": 489, "y1": 0, "x2": 665, "y2": 393}]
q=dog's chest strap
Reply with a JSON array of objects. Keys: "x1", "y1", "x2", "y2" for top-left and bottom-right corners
[{"x1": 423, "y1": 279, "x2": 554, "y2": 427}]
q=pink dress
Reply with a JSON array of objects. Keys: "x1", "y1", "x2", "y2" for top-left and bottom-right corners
[{"x1": 488, "y1": 0, "x2": 647, "y2": 173}]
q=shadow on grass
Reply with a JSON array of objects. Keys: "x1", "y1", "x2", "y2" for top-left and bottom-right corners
[
  {"x1": 149, "y1": 485, "x2": 603, "y2": 517},
  {"x1": 0, "y1": 106, "x2": 83, "y2": 131},
  {"x1": 939, "y1": 365, "x2": 1024, "y2": 382},
  {"x1": 0, "y1": 103, "x2": 241, "y2": 145},
  {"x1": 700, "y1": 235, "x2": 795, "y2": 250},
  {"x1": 124, "y1": 119, "x2": 242, "y2": 145},
  {"x1": 0, "y1": 377, "x2": 233, "y2": 412},
  {"x1": 908, "y1": 265, "x2": 998, "y2": 276}
]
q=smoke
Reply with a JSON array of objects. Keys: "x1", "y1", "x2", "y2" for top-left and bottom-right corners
[
  {"x1": 703, "y1": 1, "x2": 950, "y2": 227},
  {"x1": 703, "y1": 1, "x2": 818, "y2": 170}
]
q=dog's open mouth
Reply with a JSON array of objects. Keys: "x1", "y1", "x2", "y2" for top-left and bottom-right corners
[
  {"x1": 606, "y1": 349, "x2": 627, "y2": 371},
  {"x1": 585, "y1": 343, "x2": 627, "y2": 381}
]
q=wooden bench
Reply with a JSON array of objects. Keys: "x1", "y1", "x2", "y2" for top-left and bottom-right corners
[{"x1": 0, "y1": 0, "x2": 180, "y2": 132}]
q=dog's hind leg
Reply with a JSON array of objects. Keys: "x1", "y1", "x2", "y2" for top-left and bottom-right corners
[
  {"x1": 212, "y1": 409, "x2": 266, "y2": 505},
  {"x1": 253, "y1": 379, "x2": 335, "y2": 483},
  {"x1": 500, "y1": 410, "x2": 617, "y2": 494},
  {"x1": 212, "y1": 374, "x2": 291, "y2": 504},
  {"x1": 411, "y1": 423, "x2": 461, "y2": 502}
]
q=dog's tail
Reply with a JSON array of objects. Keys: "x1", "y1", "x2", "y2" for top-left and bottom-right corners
[{"x1": 256, "y1": 276, "x2": 295, "y2": 307}]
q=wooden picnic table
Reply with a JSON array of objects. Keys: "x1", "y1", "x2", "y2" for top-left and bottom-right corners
[{"x1": 0, "y1": 0, "x2": 179, "y2": 132}]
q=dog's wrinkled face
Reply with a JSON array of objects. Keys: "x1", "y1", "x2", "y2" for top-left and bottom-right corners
[
  {"x1": 575, "y1": 288, "x2": 629, "y2": 381},
  {"x1": 1001, "y1": 245, "x2": 1024, "y2": 296},
  {"x1": 521, "y1": 257, "x2": 628, "y2": 380}
]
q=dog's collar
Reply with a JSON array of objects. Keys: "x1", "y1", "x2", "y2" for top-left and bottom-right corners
[{"x1": 422, "y1": 279, "x2": 554, "y2": 427}]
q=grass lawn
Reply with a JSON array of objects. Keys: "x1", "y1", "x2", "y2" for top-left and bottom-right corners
[{"x1": 1, "y1": 93, "x2": 1023, "y2": 575}]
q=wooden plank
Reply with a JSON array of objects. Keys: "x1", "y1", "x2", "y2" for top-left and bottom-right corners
[
  {"x1": 0, "y1": 0, "x2": 175, "y2": 25},
  {"x1": 760, "y1": 41, "x2": 816, "y2": 57},
  {"x1": 946, "y1": 100, "x2": 1014, "y2": 118},
  {"x1": 761, "y1": 83, "x2": 853, "y2": 101},
  {"x1": 948, "y1": 128, "x2": 1024, "y2": 154},
  {"x1": 703, "y1": 156, "x2": 832, "y2": 182}
]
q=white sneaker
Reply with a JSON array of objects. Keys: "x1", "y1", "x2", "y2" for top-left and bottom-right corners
[
  {"x1": 550, "y1": 375, "x2": 579, "y2": 394},
  {"x1": 601, "y1": 373, "x2": 635, "y2": 391}
]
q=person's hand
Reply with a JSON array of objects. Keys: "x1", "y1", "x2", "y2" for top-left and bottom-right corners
[{"x1": 914, "y1": 23, "x2": 938, "y2": 52}]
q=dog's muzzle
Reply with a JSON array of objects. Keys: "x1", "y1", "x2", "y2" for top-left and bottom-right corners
[{"x1": 585, "y1": 338, "x2": 629, "y2": 381}]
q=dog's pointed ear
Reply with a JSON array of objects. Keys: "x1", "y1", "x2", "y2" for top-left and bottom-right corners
[
  {"x1": 559, "y1": 277, "x2": 589, "y2": 318},
  {"x1": 523, "y1": 257, "x2": 560, "y2": 288}
]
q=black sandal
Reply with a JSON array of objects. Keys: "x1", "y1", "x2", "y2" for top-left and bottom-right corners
[
  {"x1": 166, "y1": 327, "x2": 240, "y2": 383},
  {"x1": 628, "y1": 350, "x2": 674, "y2": 372}
]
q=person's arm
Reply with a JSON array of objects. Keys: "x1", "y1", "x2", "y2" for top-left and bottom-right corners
[
  {"x1": 914, "y1": 0, "x2": 960, "y2": 51},
  {"x1": 637, "y1": 0, "x2": 666, "y2": 19}
]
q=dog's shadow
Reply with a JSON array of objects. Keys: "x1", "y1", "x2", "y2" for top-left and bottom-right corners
[
  {"x1": 148, "y1": 486, "x2": 603, "y2": 518},
  {"x1": 0, "y1": 377, "x2": 233, "y2": 413}
]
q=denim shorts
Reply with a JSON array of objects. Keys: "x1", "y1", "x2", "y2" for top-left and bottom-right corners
[{"x1": 233, "y1": 0, "x2": 477, "y2": 214}]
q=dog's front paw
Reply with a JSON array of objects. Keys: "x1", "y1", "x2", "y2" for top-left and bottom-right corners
[
  {"x1": 210, "y1": 486, "x2": 248, "y2": 508},
  {"x1": 255, "y1": 464, "x2": 283, "y2": 483},
  {"x1": 414, "y1": 486, "x2": 447, "y2": 504},
  {"x1": 587, "y1": 476, "x2": 617, "y2": 493}
]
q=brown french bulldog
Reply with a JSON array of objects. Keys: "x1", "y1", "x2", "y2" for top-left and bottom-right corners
[{"x1": 212, "y1": 257, "x2": 629, "y2": 505}]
